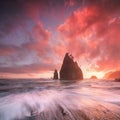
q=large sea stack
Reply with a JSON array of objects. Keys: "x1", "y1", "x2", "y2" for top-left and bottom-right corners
[{"x1": 60, "y1": 53, "x2": 83, "y2": 80}]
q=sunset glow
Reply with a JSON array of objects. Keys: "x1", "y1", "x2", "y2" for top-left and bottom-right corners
[{"x1": 0, "y1": 0, "x2": 120, "y2": 79}]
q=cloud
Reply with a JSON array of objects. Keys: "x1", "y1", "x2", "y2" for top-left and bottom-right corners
[
  {"x1": 58, "y1": 1, "x2": 120, "y2": 72},
  {"x1": 64, "y1": 0, "x2": 76, "y2": 7},
  {"x1": 22, "y1": 21, "x2": 52, "y2": 57},
  {"x1": 22, "y1": 0, "x2": 67, "y2": 22},
  {"x1": 0, "y1": 44, "x2": 18, "y2": 56},
  {"x1": 0, "y1": 21, "x2": 56, "y2": 74},
  {"x1": 0, "y1": 0, "x2": 120, "y2": 77},
  {"x1": 58, "y1": 6, "x2": 102, "y2": 58},
  {"x1": 0, "y1": 62, "x2": 54, "y2": 74}
]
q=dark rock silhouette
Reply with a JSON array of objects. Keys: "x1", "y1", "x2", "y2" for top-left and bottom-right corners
[
  {"x1": 90, "y1": 76, "x2": 97, "y2": 79},
  {"x1": 104, "y1": 70, "x2": 120, "y2": 80},
  {"x1": 115, "y1": 78, "x2": 120, "y2": 82},
  {"x1": 60, "y1": 53, "x2": 83, "y2": 80},
  {"x1": 53, "y1": 69, "x2": 58, "y2": 79}
]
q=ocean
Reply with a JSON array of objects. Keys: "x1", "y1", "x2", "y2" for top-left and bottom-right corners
[{"x1": 0, "y1": 79, "x2": 120, "y2": 120}]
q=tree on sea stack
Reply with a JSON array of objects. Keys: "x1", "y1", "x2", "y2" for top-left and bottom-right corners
[
  {"x1": 53, "y1": 69, "x2": 58, "y2": 80},
  {"x1": 60, "y1": 53, "x2": 83, "y2": 80}
]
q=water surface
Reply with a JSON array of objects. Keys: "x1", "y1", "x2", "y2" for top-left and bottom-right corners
[{"x1": 0, "y1": 79, "x2": 120, "y2": 120}]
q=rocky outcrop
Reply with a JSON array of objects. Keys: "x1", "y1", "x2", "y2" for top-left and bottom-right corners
[
  {"x1": 60, "y1": 53, "x2": 83, "y2": 80},
  {"x1": 90, "y1": 76, "x2": 97, "y2": 79},
  {"x1": 104, "y1": 70, "x2": 120, "y2": 79},
  {"x1": 53, "y1": 69, "x2": 58, "y2": 79},
  {"x1": 115, "y1": 78, "x2": 120, "y2": 82}
]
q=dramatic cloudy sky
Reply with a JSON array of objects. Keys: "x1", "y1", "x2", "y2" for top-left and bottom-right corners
[{"x1": 0, "y1": 0, "x2": 120, "y2": 78}]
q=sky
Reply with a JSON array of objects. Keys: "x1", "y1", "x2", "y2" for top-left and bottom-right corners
[{"x1": 0, "y1": 0, "x2": 120, "y2": 79}]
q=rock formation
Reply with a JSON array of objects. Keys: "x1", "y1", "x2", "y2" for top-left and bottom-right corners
[
  {"x1": 90, "y1": 76, "x2": 97, "y2": 79},
  {"x1": 53, "y1": 69, "x2": 58, "y2": 79},
  {"x1": 104, "y1": 70, "x2": 120, "y2": 80},
  {"x1": 60, "y1": 53, "x2": 83, "y2": 80},
  {"x1": 115, "y1": 78, "x2": 120, "y2": 82}
]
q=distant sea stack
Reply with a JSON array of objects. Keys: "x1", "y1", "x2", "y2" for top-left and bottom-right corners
[
  {"x1": 60, "y1": 53, "x2": 83, "y2": 80},
  {"x1": 104, "y1": 70, "x2": 120, "y2": 80},
  {"x1": 53, "y1": 69, "x2": 58, "y2": 80},
  {"x1": 90, "y1": 76, "x2": 97, "y2": 79}
]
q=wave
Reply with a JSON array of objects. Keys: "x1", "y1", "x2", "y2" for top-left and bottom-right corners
[{"x1": 0, "y1": 79, "x2": 120, "y2": 120}]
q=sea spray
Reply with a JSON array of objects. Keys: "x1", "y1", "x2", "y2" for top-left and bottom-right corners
[{"x1": 0, "y1": 79, "x2": 120, "y2": 120}]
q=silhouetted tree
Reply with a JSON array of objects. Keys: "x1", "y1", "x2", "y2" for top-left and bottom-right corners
[{"x1": 53, "y1": 69, "x2": 58, "y2": 79}]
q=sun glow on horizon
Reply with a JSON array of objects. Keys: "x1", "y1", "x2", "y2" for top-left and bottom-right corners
[
  {"x1": 0, "y1": 71, "x2": 53, "y2": 79},
  {"x1": 0, "y1": 70, "x2": 105, "y2": 79},
  {"x1": 83, "y1": 70, "x2": 105, "y2": 79}
]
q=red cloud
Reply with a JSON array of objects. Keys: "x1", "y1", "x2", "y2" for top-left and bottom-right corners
[
  {"x1": 0, "y1": 21, "x2": 56, "y2": 75},
  {"x1": 58, "y1": 6, "x2": 101, "y2": 58},
  {"x1": 23, "y1": 1, "x2": 45, "y2": 22},
  {"x1": 22, "y1": 0, "x2": 68, "y2": 23},
  {"x1": 58, "y1": 4, "x2": 120, "y2": 72},
  {"x1": 0, "y1": 45, "x2": 17, "y2": 56},
  {"x1": 64, "y1": 0, "x2": 76, "y2": 7},
  {"x1": 22, "y1": 22, "x2": 51, "y2": 57}
]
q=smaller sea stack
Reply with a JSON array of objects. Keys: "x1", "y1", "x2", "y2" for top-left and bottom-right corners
[
  {"x1": 53, "y1": 69, "x2": 58, "y2": 79},
  {"x1": 60, "y1": 53, "x2": 83, "y2": 80}
]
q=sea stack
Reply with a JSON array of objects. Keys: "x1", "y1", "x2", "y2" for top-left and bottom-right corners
[
  {"x1": 53, "y1": 69, "x2": 58, "y2": 80},
  {"x1": 60, "y1": 53, "x2": 83, "y2": 80}
]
